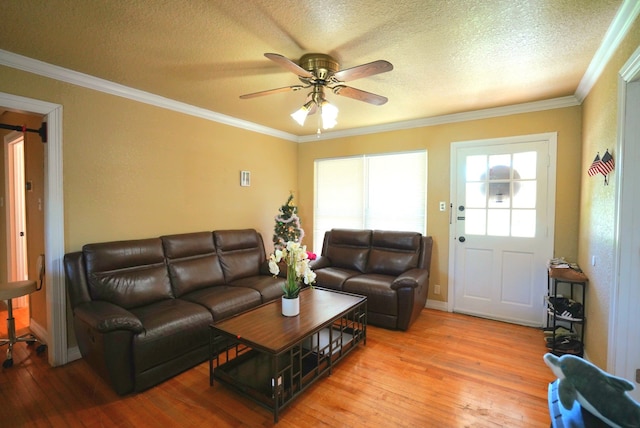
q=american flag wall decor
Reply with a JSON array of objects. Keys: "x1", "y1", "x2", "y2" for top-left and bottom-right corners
[{"x1": 588, "y1": 149, "x2": 614, "y2": 185}]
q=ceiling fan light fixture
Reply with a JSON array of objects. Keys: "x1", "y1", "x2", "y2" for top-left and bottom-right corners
[
  {"x1": 320, "y1": 100, "x2": 338, "y2": 129},
  {"x1": 291, "y1": 100, "x2": 313, "y2": 126},
  {"x1": 243, "y1": 53, "x2": 393, "y2": 132}
]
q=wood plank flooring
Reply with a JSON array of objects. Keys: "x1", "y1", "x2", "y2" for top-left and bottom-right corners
[{"x1": 0, "y1": 307, "x2": 555, "y2": 427}]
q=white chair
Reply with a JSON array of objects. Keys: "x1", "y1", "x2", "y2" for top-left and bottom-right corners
[{"x1": 0, "y1": 254, "x2": 47, "y2": 368}]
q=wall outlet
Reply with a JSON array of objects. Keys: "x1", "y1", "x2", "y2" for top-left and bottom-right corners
[
  {"x1": 439, "y1": 201, "x2": 446, "y2": 211},
  {"x1": 434, "y1": 284, "x2": 441, "y2": 295}
]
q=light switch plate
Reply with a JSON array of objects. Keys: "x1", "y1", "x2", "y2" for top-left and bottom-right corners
[{"x1": 240, "y1": 170, "x2": 251, "y2": 187}]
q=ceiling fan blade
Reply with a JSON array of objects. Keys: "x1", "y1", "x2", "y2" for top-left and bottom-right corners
[
  {"x1": 239, "y1": 85, "x2": 305, "y2": 99},
  {"x1": 332, "y1": 60, "x2": 393, "y2": 82},
  {"x1": 264, "y1": 53, "x2": 314, "y2": 78},
  {"x1": 332, "y1": 86, "x2": 388, "y2": 105}
]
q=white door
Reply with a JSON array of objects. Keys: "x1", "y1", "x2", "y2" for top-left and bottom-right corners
[
  {"x1": 449, "y1": 133, "x2": 556, "y2": 326},
  {"x1": 4, "y1": 132, "x2": 30, "y2": 308}
]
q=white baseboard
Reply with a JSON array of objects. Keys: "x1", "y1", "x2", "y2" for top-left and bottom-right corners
[
  {"x1": 66, "y1": 346, "x2": 82, "y2": 362},
  {"x1": 29, "y1": 317, "x2": 82, "y2": 363},
  {"x1": 425, "y1": 299, "x2": 448, "y2": 311},
  {"x1": 29, "y1": 317, "x2": 48, "y2": 343}
]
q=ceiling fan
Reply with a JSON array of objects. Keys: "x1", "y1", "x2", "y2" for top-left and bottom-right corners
[{"x1": 240, "y1": 53, "x2": 393, "y2": 129}]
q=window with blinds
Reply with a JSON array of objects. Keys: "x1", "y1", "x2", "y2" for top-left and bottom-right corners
[{"x1": 313, "y1": 150, "x2": 427, "y2": 254}]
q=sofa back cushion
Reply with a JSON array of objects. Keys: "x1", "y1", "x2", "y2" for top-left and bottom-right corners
[
  {"x1": 161, "y1": 232, "x2": 226, "y2": 297},
  {"x1": 366, "y1": 230, "x2": 422, "y2": 276},
  {"x1": 83, "y1": 238, "x2": 172, "y2": 309},
  {"x1": 214, "y1": 229, "x2": 265, "y2": 282},
  {"x1": 324, "y1": 229, "x2": 372, "y2": 273}
]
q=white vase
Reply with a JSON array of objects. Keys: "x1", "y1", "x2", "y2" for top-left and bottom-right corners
[{"x1": 282, "y1": 296, "x2": 300, "y2": 317}]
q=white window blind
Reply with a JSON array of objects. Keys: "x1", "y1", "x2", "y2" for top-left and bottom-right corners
[{"x1": 314, "y1": 151, "x2": 427, "y2": 254}]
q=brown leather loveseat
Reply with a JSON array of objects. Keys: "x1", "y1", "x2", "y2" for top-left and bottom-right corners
[
  {"x1": 311, "y1": 229, "x2": 433, "y2": 331},
  {"x1": 64, "y1": 229, "x2": 283, "y2": 395}
]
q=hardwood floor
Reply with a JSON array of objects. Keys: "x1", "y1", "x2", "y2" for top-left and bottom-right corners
[{"x1": 0, "y1": 307, "x2": 555, "y2": 427}]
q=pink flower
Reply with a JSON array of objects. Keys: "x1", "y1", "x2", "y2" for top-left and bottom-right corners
[{"x1": 307, "y1": 251, "x2": 317, "y2": 261}]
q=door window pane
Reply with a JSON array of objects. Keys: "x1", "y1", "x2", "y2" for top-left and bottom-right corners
[
  {"x1": 488, "y1": 155, "x2": 511, "y2": 175},
  {"x1": 465, "y1": 183, "x2": 486, "y2": 208},
  {"x1": 466, "y1": 155, "x2": 487, "y2": 181},
  {"x1": 513, "y1": 151, "x2": 537, "y2": 179},
  {"x1": 488, "y1": 182, "x2": 511, "y2": 208},
  {"x1": 513, "y1": 181, "x2": 536, "y2": 208},
  {"x1": 487, "y1": 209, "x2": 510, "y2": 236},
  {"x1": 512, "y1": 209, "x2": 536, "y2": 237},
  {"x1": 465, "y1": 208, "x2": 486, "y2": 235}
]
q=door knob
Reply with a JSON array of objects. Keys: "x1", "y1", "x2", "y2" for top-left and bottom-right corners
[{"x1": 459, "y1": 236, "x2": 466, "y2": 242}]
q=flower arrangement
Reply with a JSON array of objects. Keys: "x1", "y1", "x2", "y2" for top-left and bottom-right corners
[{"x1": 269, "y1": 241, "x2": 316, "y2": 299}]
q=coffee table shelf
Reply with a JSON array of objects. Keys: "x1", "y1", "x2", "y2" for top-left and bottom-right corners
[{"x1": 209, "y1": 288, "x2": 366, "y2": 422}]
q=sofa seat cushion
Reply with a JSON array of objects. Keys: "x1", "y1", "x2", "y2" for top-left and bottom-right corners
[
  {"x1": 343, "y1": 274, "x2": 398, "y2": 316},
  {"x1": 181, "y1": 285, "x2": 261, "y2": 322},
  {"x1": 229, "y1": 276, "x2": 284, "y2": 303},
  {"x1": 130, "y1": 299, "x2": 213, "y2": 373},
  {"x1": 314, "y1": 267, "x2": 361, "y2": 291}
]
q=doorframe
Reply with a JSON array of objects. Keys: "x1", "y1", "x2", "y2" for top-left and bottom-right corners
[
  {"x1": 609, "y1": 46, "x2": 640, "y2": 379},
  {"x1": 0, "y1": 92, "x2": 66, "y2": 367},
  {"x1": 447, "y1": 132, "x2": 558, "y2": 321}
]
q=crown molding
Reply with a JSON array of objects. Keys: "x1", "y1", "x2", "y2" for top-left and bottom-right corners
[
  {"x1": 575, "y1": 0, "x2": 640, "y2": 102},
  {"x1": 0, "y1": 49, "x2": 298, "y2": 142},
  {"x1": 298, "y1": 96, "x2": 580, "y2": 143}
]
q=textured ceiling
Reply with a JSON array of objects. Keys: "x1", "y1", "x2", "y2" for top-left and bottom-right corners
[{"x1": 0, "y1": 0, "x2": 624, "y2": 137}]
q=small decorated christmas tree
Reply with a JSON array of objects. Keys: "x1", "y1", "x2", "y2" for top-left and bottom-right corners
[{"x1": 273, "y1": 193, "x2": 305, "y2": 250}]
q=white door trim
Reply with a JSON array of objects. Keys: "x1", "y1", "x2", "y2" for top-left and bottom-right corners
[
  {"x1": 447, "y1": 132, "x2": 558, "y2": 316},
  {"x1": 609, "y1": 46, "x2": 640, "y2": 382},
  {"x1": 0, "y1": 92, "x2": 66, "y2": 367}
]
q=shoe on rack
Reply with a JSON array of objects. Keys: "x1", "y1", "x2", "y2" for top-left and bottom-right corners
[
  {"x1": 557, "y1": 300, "x2": 583, "y2": 321},
  {"x1": 549, "y1": 337, "x2": 583, "y2": 354},
  {"x1": 546, "y1": 296, "x2": 583, "y2": 321},
  {"x1": 542, "y1": 326, "x2": 574, "y2": 337}
]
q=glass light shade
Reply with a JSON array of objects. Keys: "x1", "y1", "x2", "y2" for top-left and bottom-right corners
[
  {"x1": 321, "y1": 101, "x2": 338, "y2": 129},
  {"x1": 291, "y1": 104, "x2": 311, "y2": 126}
]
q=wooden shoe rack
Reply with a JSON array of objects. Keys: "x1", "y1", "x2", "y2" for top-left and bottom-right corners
[{"x1": 546, "y1": 266, "x2": 587, "y2": 357}]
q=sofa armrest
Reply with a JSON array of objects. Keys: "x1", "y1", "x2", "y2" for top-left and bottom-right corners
[
  {"x1": 391, "y1": 268, "x2": 430, "y2": 290},
  {"x1": 310, "y1": 255, "x2": 332, "y2": 270},
  {"x1": 74, "y1": 301, "x2": 144, "y2": 334}
]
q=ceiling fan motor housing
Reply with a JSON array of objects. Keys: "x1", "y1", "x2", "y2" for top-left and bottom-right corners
[{"x1": 299, "y1": 53, "x2": 340, "y2": 81}]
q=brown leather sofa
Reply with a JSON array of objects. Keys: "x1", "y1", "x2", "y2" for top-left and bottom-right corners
[
  {"x1": 311, "y1": 229, "x2": 433, "y2": 331},
  {"x1": 64, "y1": 229, "x2": 283, "y2": 395}
]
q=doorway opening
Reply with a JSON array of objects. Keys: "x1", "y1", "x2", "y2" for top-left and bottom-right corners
[{"x1": 2, "y1": 112, "x2": 46, "y2": 351}]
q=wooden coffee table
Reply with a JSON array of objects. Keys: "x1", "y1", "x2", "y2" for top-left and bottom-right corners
[{"x1": 209, "y1": 287, "x2": 367, "y2": 422}]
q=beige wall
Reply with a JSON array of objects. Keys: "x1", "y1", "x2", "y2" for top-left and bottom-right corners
[
  {"x1": 579, "y1": 16, "x2": 640, "y2": 368},
  {"x1": 298, "y1": 107, "x2": 583, "y2": 304}
]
